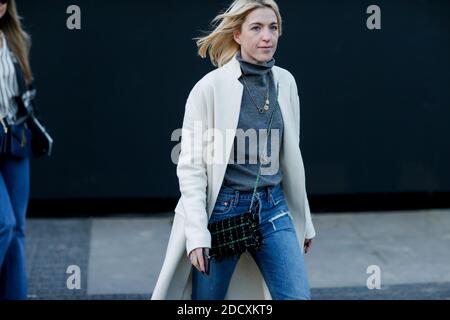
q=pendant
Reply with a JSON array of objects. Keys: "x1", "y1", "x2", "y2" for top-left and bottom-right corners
[{"x1": 263, "y1": 99, "x2": 270, "y2": 111}]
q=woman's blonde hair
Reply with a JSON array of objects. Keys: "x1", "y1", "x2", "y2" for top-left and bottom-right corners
[
  {"x1": 194, "y1": 0, "x2": 283, "y2": 68},
  {"x1": 0, "y1": 0, "x2": 33, "y2": 83}
]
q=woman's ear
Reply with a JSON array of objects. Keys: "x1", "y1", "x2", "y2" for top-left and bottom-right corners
[{"x1": 233, "y1": 30, "x2": 241, "y2": 45}]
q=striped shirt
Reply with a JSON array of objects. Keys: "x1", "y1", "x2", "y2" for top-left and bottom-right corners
[{"x1": 0, "y1": 31, "x2": 19, "y2": 121}]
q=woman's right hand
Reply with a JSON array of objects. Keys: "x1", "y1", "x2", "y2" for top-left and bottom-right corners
[{"x1": 189, "y1": 247, "x2": 209, "y2": 273}]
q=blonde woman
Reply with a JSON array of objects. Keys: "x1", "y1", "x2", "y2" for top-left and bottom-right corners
[
  {"x1": 152, "y1": 0, "x2": 316, "y2": 300},
  {"x1": 0, "y1": 0, "x2": 36, "y2": 300}
]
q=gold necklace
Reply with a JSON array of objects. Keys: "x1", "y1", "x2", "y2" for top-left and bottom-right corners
[{"x1": 241, "y1": 71, "x2": 272, "y2": 113}]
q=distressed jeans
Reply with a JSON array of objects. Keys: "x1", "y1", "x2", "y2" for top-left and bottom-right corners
[{"x1": 192, "y1": 183, "x2": 311, "y2": 300}]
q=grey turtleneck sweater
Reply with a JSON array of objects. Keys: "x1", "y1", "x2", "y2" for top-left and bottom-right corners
[{"x1": 222, "y1": 50, "x2": 284, "y2": 191}]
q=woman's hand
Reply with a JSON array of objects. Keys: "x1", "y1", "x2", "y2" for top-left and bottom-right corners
[
  {"x1": 189, "y1": 247, "x2": 209, "y2": 273},
  {"x1": 304, "y1": 238, "x2": 313, "y2": 254}
]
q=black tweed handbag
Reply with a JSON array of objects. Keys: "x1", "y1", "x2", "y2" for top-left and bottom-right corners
[
  {"x1": 208, "y1": 199, "x2": 262, "y2": 262},
  {"x1": 207, "y1": 80, "x2": 280, "y2": 262}
]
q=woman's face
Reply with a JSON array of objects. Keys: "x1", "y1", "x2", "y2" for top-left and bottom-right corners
[
  {"x1": 233, "y1": 7, "x2": 279, "y2": 65},
  {"x1": 0, "y1": 2, "x2": 7, "y2": 20}
]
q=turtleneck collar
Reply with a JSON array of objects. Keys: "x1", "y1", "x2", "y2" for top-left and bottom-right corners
[{"x1": 235, "y1": 49, "x2": 275, "y2": 76}]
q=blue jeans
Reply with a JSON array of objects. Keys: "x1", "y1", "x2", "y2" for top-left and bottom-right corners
[
  {"x1": 192, "y1": 183, "x2": 310, "y2": 300},
  {"x1": 0, "y1": 156, "x2": 29, "y2": 300}
]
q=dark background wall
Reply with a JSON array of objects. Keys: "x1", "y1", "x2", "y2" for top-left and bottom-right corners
[{"x1": 16, "y1": 1, "x2": 450, "y2": 211}]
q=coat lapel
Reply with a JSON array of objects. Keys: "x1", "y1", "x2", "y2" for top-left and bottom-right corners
[{"x1": 216, "y1": 53, "x2": 244, "y2": 167}]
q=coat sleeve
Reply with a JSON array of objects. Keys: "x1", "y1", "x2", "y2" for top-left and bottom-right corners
[
  {"x1": 290, "y1": 75, "x2": 316, "y2": 239},
  {"x1": 177, "y1": 81, "x2": 212, "y2": 257}
]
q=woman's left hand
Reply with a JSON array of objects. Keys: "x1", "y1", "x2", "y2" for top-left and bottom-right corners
[{"x1": 304, "y1": 238, "x2": 313, "y2": 254}]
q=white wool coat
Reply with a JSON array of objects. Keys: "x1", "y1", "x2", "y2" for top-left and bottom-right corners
[{"x1": 151, "y1": 52, "x2": 316, "y2": 300}]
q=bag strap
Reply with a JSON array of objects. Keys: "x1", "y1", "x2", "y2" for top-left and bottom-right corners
[{"x1": 249, "y1": 71, "x2": 280, "y2": 212}]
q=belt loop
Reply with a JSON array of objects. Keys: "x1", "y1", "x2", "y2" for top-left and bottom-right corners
[
  {"x1": 234, "y1": 190, "x2": 239, "y2": 207},
  {"x1": 268, "y1": 185, "x2": 274, "y2": 206},
  {"x1": 257, "y1": 194, "x2": 262, "y2": 223}
]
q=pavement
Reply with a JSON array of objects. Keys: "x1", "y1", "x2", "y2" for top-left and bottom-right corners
[{"x1": 25, "y1": 209, "x2": 450, "y2": 300}]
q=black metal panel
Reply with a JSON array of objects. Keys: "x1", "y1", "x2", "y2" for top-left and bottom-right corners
[{"x1": 14, "y1": 1, "x2": 449, "y2": 205}]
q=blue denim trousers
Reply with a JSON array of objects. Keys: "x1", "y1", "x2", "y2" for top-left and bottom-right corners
[
  {"x1": 0, "y1": 155, "x2": 29, "y2": 300},
  {"x1": 192, "y1": 183, "x2": 310, "y2": 300}
]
